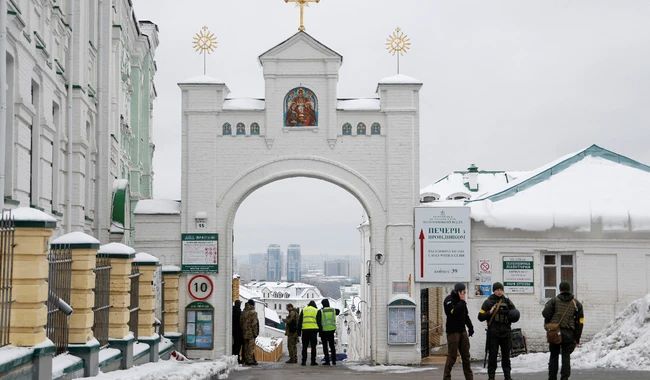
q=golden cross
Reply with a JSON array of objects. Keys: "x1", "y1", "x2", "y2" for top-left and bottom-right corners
[{"x1": 285, "y1": 0, "x2": 320, "y2": 31}]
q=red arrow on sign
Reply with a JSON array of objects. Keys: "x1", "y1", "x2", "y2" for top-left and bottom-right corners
[{"x1": 419, "y1": 229, "x2": 425, "y2": 277}]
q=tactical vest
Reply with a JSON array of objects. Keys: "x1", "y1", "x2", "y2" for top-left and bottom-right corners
[
  {"x1": 551, "y1": 298, "x2": 576, "y2": 329},
  {"x1": 302, "y1": 306, "x2": 318, "y2": 330},
  {"x1": 321, "y1": 307, "x2": 336, "y2": 331},
  {"x1": 492, "y1": 299, "x2": 511, "y2": 324}
]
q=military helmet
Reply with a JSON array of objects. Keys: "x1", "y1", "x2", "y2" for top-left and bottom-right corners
[{"x1": 508, "y1": 309, "x2": 520, "y2": 323}]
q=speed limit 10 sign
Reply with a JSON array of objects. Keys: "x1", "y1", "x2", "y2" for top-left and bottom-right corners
[{"x1": 188, "y1": 275, "x2": 214, "y2": 301}]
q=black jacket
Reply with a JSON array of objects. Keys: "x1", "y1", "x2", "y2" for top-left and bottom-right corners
[
  {"x1": 542, "y1": 292, "x2": 584, "y2": 344},
  {"x1": 232, "y1": 305, "x2": 243, "y2": 340},
  {"x1": 478, "y1": 294, "x2": 516, "y2": 338},
  {"x1": 443, "y1": 291, "x2": 474, "y2": 334}
]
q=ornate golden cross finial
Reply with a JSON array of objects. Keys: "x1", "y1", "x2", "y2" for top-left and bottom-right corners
[
  {"x1": 193, "y1": 25, "x2": 217, "y2": 75},
  {"x1": 386, "y1": 27, "x2": 411, "y2": 74},
  {"x1": 285, "y1": 0, "x2": 320, "y2": 31}
]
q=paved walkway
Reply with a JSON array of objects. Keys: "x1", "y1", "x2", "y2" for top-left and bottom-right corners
[{"x1": 226, "y1": 360, "x2": 649, "y2": 380}]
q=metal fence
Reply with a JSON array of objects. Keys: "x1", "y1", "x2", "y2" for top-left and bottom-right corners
[
  {"x1": 0, "y1": 211, "x2": 15, "y2": 348},
  {"x1": 128, "y1": 263, "x2": 141, "y2": 340},
  {"x1": 92, "y1": 254, "x2": 112, "y2": 349},
  {"x1": 46, "y1": 244, "x2": 73, "y2": 356}
]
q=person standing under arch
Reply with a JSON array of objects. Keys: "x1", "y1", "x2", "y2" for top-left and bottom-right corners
[
  {"x1": 232, "y1": 300, "x2": 244, "y2": 364},
  {"x1": 317, "y1": 299, "x2": 340, "y2": 365},
  {"x1": 298, "y1": 300, "x2": 319, "y2": 366}
]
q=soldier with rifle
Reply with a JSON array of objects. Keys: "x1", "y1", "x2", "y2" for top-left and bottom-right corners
[{"x1": 478, "y1": 282, "x2": 520, "y2": 380}]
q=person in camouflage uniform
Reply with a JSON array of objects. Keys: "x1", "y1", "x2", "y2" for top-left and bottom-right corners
[
  {"x1": 283, "y1": 303, "x2": 299, "y2": 363},
  {"x1": 240, "y1": 299, "x2": 259, "y2": 365}
]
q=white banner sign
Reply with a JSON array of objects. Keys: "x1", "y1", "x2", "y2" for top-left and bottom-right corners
[
  {"x1": 503, "y1": 256, "x2": 534, "y2": 293},
  {"x1": 414, "y1": 207, "x2": 471, "y2": 282}
]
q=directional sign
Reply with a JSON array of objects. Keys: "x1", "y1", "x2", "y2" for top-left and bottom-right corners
[
  {"x1": 188, "y1": 275, "x2": 214, "y2": 301},
  {"x1": 414, "y1": 207, "x2": 471, "y2": 282}
]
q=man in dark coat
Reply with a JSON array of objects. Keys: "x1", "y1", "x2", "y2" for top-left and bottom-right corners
[
  {"x1": 317, "y1": 299, "x2": 340, "y2": 365},
  {"x1": 443, "y1": 282, "x2": 474, "y2": 380},
  {"x1": 478, "y1": 282, "x2": 518, "y2": 380},
  {"x1": 240, "y1": 299, "x2": 259, "y2": 365},
  {"x1": 232, "y1": 300, "x2": 244, "y2": 364},
  {"x1": 542, "y1": 281, "x2": 584, "y2": 380},
  {"x1": 298, "y1": 300, "x2": 319, "y2": 366}
]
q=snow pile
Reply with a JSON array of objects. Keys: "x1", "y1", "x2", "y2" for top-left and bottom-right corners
[
  {"x1": 511, "y1": 293, "x2": 650, "y2": 372},
  {"x1": 93, "y1": 355, "x2": 238, "y2": 380},
  {"x1": 571, "y1": 293, "x2": 650, "y2": 370},
  {"x1": 349, "y1": 364, "x2": 433, "y2": 373}
]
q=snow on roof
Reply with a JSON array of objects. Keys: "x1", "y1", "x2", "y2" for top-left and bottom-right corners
[
  {"x1": 51, "y1": 231, "x2": 100, "y2": 245},
  {"x1": 468, "y1": 145, "x2": 650, "y2": 232},
  {"x1": 98, "y1": 242, "x2": 136, "y2": 255},
  {"x1": 178, "y1": 75, "x2": 225, "y2": 84},
  {"x1": 134, "y1": 252, "x2": 159, "y2": 263},
  {"x1": 2, "y1": 207, "x2": 57, "y2": 222},
  {"x1": 420, "y1": 170, "x2": 524, "y2": 201},
  {"x1": 378, "y1": 73, "x2": 422, "y2": 85},
  {"x1": 265, "y1": 307, "x2": 280, "y2": 323},
  {"x1": 162, "y1": 265, "x2": 181, "y2": 272},
  {"x1": 134, "y1": 199, "x2": 181, "y2": 215},
  {"x1": 239, "y1": 286, "x2": 262, "y2": 300},
  {"x1": 112, "y1": 179, "x2": 128, "y2": 191},
  {"x1": 337, "y1": 98, "x2": 381, "y2": 111},
  {"x1": 223, "y1": 98, "x2": 265, "y2": 110}
]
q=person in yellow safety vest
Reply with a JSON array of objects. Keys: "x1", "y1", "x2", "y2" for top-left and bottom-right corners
[
  {"x1": 317, "y1": 299, "x2": 340, "y2": 365},
  {"x1": 298, "y1": 300, "x2": 319, "y2": 366}
]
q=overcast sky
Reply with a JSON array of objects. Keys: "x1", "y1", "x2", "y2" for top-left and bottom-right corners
[{"x1": 132, "y1": 0, "x2": 650, "y2": 256}]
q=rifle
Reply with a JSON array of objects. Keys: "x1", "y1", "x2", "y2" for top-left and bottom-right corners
[
  {"x1": 483, "y1": 330, "x2": 489, "y2": 368},
  {"x1": 483, "y1": 298, "x2": 503, "y2": 368}
]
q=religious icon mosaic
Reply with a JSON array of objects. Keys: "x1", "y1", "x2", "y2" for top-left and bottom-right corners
[
  {"x1": 236, "y1": 122, "x2": 246, "y2": 135},
  {"x1": 371, "y1": 122, "x2": 381, "y2": 135},
  {"x1": 250, "y1": 122, "x2": 260, "y2": 135},
  {"x1": 342, "y1": 123, "x2": 352, "y2": 135},
  {"x1": 357, "y1": 122, "x2": 366, "y2": 135},
  {"x1": 284, "y1": 87, "x2": 318, "y2": 127},
  {"x1": 222, "y1": 122, "x2": 231, "y2": 135}
]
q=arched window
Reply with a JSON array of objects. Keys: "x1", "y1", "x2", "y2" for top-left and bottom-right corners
[
  {"x1": 342, "y1": 123, "x2": 352, "y2": 135},
  {"x1": 447, "y1": 192, "x2": 470, "y2": 201},
  {"x1": 357, "y1": 122, "x2": 366, "y2": 135},
  {"x1": 371, "y1": 122, "x2": 381, "y2": 135},
  {"x1": 283, "y1": 87, "x2": 318, "y2": 127},
  {"x1": 222, "y1": 122, "x2": 231, "y2": 135},
  {"x1": 236, "y1": 122, "x2": 246, "y2": 135},
  {"x1": 250, "y1": 122, "x2": 260, "y2": 135},
  {"x1": 285, "y1": 292, "x2": 290, "y2": 298}
]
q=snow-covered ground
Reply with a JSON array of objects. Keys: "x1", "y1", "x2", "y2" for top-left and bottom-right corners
[{"x1": 5, "y1": 294, "x2": 648, "y2": 379}]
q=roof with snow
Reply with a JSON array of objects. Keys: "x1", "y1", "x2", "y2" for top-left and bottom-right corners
[
  {"x1": 258, "y1": 31, "x2": 342, "y2": 64},
  {"x1": 378, "y1": 73, "x2": 422, "y2": 85},
  {"x1": 420, "y1": 167, "x2": 527, "y2": 201},
  {"x1": 223, "y1": 98, "x2": 265, "y2": 111},
  {"x1": 134, "y1": 199, "x2": 180, "y2": 215},
  {"x1": 178, "y1": 75, "x2": 226, "y2": 85},
  {"x1": 337, "y1": 98, "x2": 381, "y2": 111},
  {"x1": 467, "y1": 145, "x2": 650, "y2": 232}
]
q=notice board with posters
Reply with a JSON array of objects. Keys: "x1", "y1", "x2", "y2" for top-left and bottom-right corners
[
  {"x1": 185, "y1": 301, "x2": 214, "y2": 350},
  {"x1": 387, "y1": 296, "x2": 417, "y2": 345}
]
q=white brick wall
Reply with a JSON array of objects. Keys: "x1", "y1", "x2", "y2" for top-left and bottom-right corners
[
  {"x1": 464, "y1": 221, "x2": 650, "y2": 358},
  {"x1": 172, "y1": 32, "x2": 422, "y2": 363}
]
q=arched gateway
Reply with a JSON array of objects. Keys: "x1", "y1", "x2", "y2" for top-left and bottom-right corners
[{"x1": 177, "y1": 31, "x2": 422, "y2": 364}]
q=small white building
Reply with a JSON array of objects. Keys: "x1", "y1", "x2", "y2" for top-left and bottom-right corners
[{"x1": 420, "y1": 144, "x2": 650, "y2": 358}]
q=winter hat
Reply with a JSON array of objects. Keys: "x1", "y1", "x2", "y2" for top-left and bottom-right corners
[
  {"x1": 454, "y1": 283, "x2": 466, "y2": 293},
  {"x1": 234, "y1": 300, "x2": 241, "y2": 308},
  {"x1": 247, "y1": 299, "x2": 255, "y2": 306},
  {"x1": 308, "y1": 300, "x2": 317, "y2": 308},
  {"x1": 492, "y1": 282, "x2": 504, "y2": 292},
  {"x1": 559, "y1": 281, "x2": 571, "y2": 292},
  {"x1": 321, "y1": 299, "x2": 330, "y2": 307}
]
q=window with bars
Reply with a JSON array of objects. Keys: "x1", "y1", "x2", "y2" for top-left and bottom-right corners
[{"x1": 542, "y1": 251, "x2": 575, "y2": 299}]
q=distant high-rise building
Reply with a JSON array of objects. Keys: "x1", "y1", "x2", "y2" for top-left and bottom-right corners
[
  {"x1": 249, "y1": 253, "x2": 266, "y2": 267},
  {"x1": 267, "y1": 244, "x2": 283, "y2": 281},
  {"x1": 324, "y1": 259, "x2": 350, "y2": 276},
  {"x1": 286, "y1": 244, "x2": 302, "y2": 281}
]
